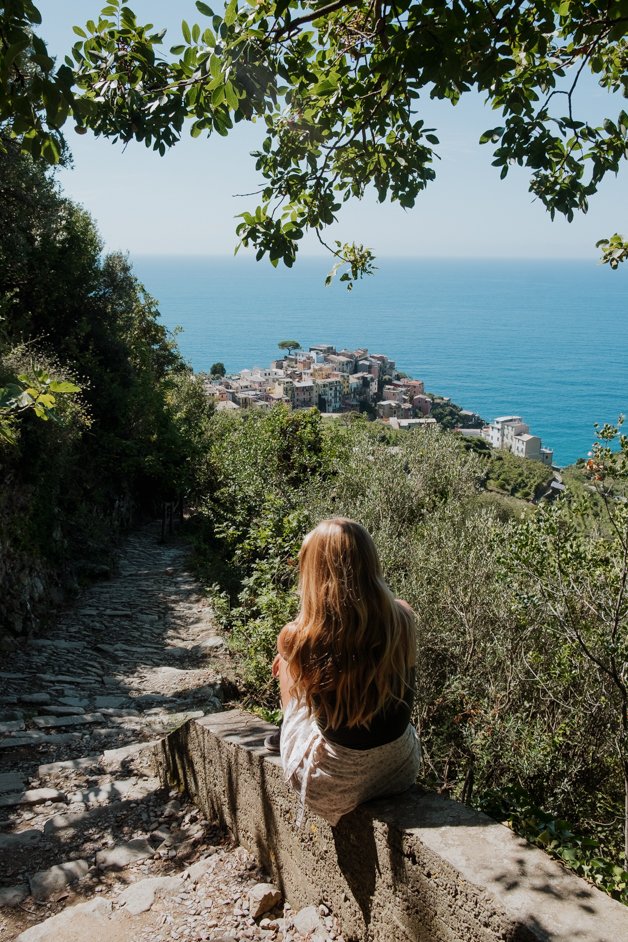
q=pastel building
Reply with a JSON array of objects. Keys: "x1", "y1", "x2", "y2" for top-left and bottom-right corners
[
  {"x1": 326, "y1": 354, "x2": 354, "y2": 374},
  {"x1": 315, "y1": 377, "x2": 343, "y2": 412},
  {"x1": 382, "y1": 385, "x2": 405, "y2": 403},
  {"x1": 377, "y1": 400, "x2": 402, "y2": 419},
  {"x1": 293, "y1": 380, "x2": 316, "y2": 408},
  {"x1": 389, "y1": 417, "x2": 437, "y2": 432}
]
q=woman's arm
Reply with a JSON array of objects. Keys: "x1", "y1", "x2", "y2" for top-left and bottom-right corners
[
  {"x1": 273, "y1": 622, "x2": 298, "y2": 706},
  {"x1": 396, "y1": 598, "x2": 417, "y2": 668}
]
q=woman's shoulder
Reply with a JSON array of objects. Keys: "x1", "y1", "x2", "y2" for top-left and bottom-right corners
[
  {"x1": 277, "y1": 620, "x2": 298, "y2": 658},
  {"x1": 395, "y1": 598, "x2": 414, "y2": 615}
]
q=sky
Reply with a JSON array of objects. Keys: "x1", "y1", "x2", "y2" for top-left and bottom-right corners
[{"x1": 38, "y1": 0, "x2": 628, "y2": 260}]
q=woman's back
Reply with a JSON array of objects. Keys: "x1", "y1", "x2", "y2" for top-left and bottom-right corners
[
  {"x1": 275, "y1": 518, "x2": 421, "y2": 825},
  {"x1": 316, "y1": 665, "x2": 415, "y2": 749}
]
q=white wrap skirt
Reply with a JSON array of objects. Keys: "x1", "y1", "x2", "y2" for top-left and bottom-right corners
[{"x1": 280, "y1": 698, "x2": 421, "y2": 826}]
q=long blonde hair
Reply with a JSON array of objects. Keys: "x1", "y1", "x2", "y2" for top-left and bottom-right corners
[{"x1": 281, "y1": 518, "x2": 416, "y2": 730}]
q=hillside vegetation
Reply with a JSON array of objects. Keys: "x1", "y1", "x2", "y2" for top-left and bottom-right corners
[
  {"x1": 0, "y1": 139, "x2": 212, "y2": 638},
  {"x1": 193, "y1": 407, "x2": 628, "y2": 900}
]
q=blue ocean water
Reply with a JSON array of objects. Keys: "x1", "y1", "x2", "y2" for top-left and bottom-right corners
[{"x1": 131, "y1": 256, "x2": 628, "y2": 467}]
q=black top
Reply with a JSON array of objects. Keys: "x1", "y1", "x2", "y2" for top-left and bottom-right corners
[{"x1": 316, "y1": 668, "x2": 415, "y2": 751}]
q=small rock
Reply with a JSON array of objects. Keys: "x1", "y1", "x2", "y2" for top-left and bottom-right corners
[
  {"x1": 293, "y1": 906, "x2": 324, "y2": 936},
  {"x1": 196, "y1": 636, "x2": 225, "y2": 651},
  {"x1": 249, "y1": 883, "x2": 282, "y2": 919},
  {"x1": 15, "y1": 897, "x2": 112, "y2": 941},
  {"x1": 118, "y1": 875, "x2": 184, "y2": 915},
  {"x1": 183, "y1": 855, "x2": 216, "y2": 884}
]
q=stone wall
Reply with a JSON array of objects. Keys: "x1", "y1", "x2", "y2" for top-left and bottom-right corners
[{"x1": 158, "y1": 710, "x2": 628, "y2": 942}]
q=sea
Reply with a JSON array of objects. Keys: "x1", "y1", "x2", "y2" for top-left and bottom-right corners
[{"x1": 131, "y1": 255, "x2": 628, "y2": 467}]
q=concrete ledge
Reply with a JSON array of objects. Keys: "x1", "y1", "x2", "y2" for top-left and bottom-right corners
[{"x1": 157, "y1": 709, "x2": 628, "y2": 942}]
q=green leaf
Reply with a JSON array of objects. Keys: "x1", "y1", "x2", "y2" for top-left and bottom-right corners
[
  {"x1": 182, "y1": 20, "x2": 192, "y2": 43},
  {"x1": 225, "y1": 82, "x2": 239, "y2": 110},
  {"x1": 196, "y1": 1, "x2": 213, "y2": 15},
  {"x1": 48, "y1": 381, "x2": 81, "y2": 394},
  {"x1": 224, "y1": 0, "x2": 237, "y2": 27}
]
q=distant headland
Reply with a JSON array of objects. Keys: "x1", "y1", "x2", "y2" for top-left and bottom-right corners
[{"x1": 204, "y1": 342, "x2": 554, "y2": 466}]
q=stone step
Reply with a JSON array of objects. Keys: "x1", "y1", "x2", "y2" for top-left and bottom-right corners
[
  {"x1": 18, "y1": 693, "x2": 51, "y2": 704},
  {"x1": 0, "y1": 884, "x2": 29, "y2": 907},
  {"x1": 32, "y1": 713, "x2": 104, "y2": 729},
  {"x1": 30, "y1": 859, "x2": 89, "y2": 901},
  {"x1": 0, "y1": 771, "x2": 25, "y2": 794},
  {"x1": 69, "y1": 777, "x2": 156, "y2": 806},
  {"x1": 0, "y1": 719, "x2": 26, "y2": 734},
  {"x1": 57, "y1": 697, "x2": 89, "y2": 708},
  {"x1": 15, "y1": 895, "x2": 118, "y2": 942},
  {"x1": 101, "y1": 739, "x2": 161, "y2": 767},
  {"x1": 0, "y1": 731, "x2": 81, "y2": 749},
  {"x1": 0, "y1": 829, "x2": 42, "y2": 851},
  {"x1": 0, "y1": 787, "x2": 66, "y2": 809},
  {"x1": 38, "y1": 755, "x2": 100, "y2": 777},
  {"x1": 93, "y1": 696, "x2": 129, "y2": 710},
  {"x1": 38, "y1": 705, "x2": 86, "y2": 717},
  {"x1": 95, "y1": 837, "x2": 153, "y2": 870}
]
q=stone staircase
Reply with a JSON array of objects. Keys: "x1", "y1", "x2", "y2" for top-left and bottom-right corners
[{"x1": 0, "y1": 523, "x2": 340, "y2": 941}]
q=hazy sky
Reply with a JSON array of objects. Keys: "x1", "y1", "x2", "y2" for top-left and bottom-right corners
[{"x1": 39, "y1": 0, "x2": 628, "y2": 261}]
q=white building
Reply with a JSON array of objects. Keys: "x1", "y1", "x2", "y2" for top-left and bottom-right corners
[{"x1": 482, "y1": 416, "x2": 553, "y2": 466}]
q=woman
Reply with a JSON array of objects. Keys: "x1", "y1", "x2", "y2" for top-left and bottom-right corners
[{"x1": 270, "y1": 517, "x2": 420, "y2": 826}]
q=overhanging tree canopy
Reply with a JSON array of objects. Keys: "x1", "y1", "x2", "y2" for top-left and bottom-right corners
[{"x1": 3, "y1": 0, "x2": 628, "y2": 277}]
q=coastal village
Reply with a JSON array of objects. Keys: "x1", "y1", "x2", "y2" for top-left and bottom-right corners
[{"x1": 204, "y1": 343, "x2": 554, "y2": 466}]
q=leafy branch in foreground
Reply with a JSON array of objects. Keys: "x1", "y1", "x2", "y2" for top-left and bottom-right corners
[
  {"x1": 0, "y1": 369, "x2": 80, "y2": 445},
  {"x1": 3, "y1": 1, "x2": 628, "y2": 277},
  {"x1": 597, "y1": 233, "x2": 628, "y2": 270}
]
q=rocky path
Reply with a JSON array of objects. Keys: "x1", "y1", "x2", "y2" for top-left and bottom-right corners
[{"x1": 0, "y1": 523, "x2": 342, "y2": 942}]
